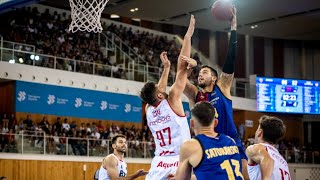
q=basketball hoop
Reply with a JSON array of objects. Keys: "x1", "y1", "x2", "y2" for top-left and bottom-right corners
[{"x1": 69, "y1": 0, "x2": 109, "y2": 33}]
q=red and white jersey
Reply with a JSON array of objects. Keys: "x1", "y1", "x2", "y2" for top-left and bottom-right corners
[
  {"x1": 98, "y1": 154, "x2": 127, "y2": 180},
  {"x1": 248, "y1": 143, "x2": 291, "y2": 180},
  {"x1": 146, "y1": 99, "x2": 191, "y2": 156}
]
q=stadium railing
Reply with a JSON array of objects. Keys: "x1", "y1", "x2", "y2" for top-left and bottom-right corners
[
  {"x1": 1, "y1": 132, "x2": 319, "y2": 164},
  {"x1": 0, "y1": 131, "x2": 155, "y2": 159}
]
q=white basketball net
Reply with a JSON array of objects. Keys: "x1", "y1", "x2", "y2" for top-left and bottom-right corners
[{"x1": 69, "y1": 0, "x2": 109, "y2": 33}]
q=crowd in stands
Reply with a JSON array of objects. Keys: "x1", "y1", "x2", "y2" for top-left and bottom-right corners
[
  {"x1": 0, "y1": 114, "x2": 155, "y2": 158},
  {"x1": 0, "y1": 7, "x2": 200, "y2": 84},
  {"x1": 1, "y1": 113, "x2": 320, "y2": 164},
  {"x1": 105, "y1": 23, "x2": 201, "y2": 84},
  {"x1": 1, "y1": 7, "x2": 110, "y2": 75}
]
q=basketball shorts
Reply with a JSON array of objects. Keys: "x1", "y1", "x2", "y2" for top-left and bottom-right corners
[{"x1": 145, "y1": 155, "x2": 179, "y2": 180}]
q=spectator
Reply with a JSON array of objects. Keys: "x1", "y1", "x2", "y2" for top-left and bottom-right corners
[
  {"x1": 1, "y1": 114, "x2": 9, "y2": 132},
  {"x1": 53, "y1": 117, "x2": 62, "y2": 134},
  {"x1": 62, "y1": 118, "x2": 70, "y2": 131},
  {"x1": 70, "y1": 121, "x2": 77, "y2": 129},
  {"x1": 9, "y1": 114, "x2": 18, "y2": 132},
  {"x1": 22, "y1": 115, "x2": 34, "y2": 131},
  {"x1": 38, "y1": 116, "x2": 50, "y2": 134}
]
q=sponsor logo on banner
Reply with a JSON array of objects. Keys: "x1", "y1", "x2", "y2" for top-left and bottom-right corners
[
  {"x1": 109, "y1": 104, "x2": 119, "y2": 110},
  {"x1": 84, "y1": 101, "x2": 94, "y2": 107},
  {"x1": 28, "y1": 95, "x2": 40, "y2": 101},
  {"x1": 100, "y1": 101, "x2": 108, "y2": 110},
  {"x1": 132, "y1": 106, "x2": 141, "y2": 112},
  {"x1": 125, "y1": 104, "x2": 131, "y2": 113},
  {"x1": 17, "y1": 91, "x2": 26, "y2": 101},
  {"x1": 15, "y1": 81, "x2": 142, "y2": 122},
  {"x1": 75, "y1": 98, "x2": 82, "y2": 108},
  {"x1": 57, "y1": 98, "x2": 68, "y2": 104},
  {"x1": 47, "y1": 95, "x2": 55, "y2": 105}
]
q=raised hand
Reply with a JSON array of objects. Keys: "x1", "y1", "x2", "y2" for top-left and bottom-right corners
[
  {"x1": 160, "y1": 51, "x2": 171, "y2": 69},
  {"x1": 181, "y1": 55, "x2": 197, "y2": 69},
  {"x1": 185, "y1": 15, "x2": 195, "y2": 38}
]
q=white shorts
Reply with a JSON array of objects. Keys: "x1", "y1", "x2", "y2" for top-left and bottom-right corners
[{"x1": 145, "y1": 155, "x2": 179, "y2": 180}]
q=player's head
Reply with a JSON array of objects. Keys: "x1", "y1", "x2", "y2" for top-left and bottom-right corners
[
  {"x1": 112, "y1": 134, "x2": 127, "y2": 153},
  {"x1": 190, "y1": 101, "x2": 217, "y2": 135},
  {"x1": 0, "y1": 177, "x2": 7, "y2": 180},
  {"x1": 255, "y1": 115, "x2": 286, "y2": 144},
  {"x1": 198, "y1": 65, "x2": 218, "y2": 88},
  {"x1": 140, "y1": 81, "x2": 168, "y2": 106}
]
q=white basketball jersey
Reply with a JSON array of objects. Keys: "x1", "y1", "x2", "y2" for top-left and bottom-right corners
[
  {"x1": 248, "y1": 143, "x2": 291, "y2": 180},
  {"x1": 146, "y1": 99, "x2": 191, "y2": 156},
  {"x1": 98, "y1": 154, "x2": 127, "y2": 180}
]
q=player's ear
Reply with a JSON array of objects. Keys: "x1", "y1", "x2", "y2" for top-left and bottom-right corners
[
  {"x1": 212, "y1": 76, "x2": 217, "y2": 82},
  {"x1": 156, "y1": 92, "x2": 163, "y2": 99},
  {"x1": 213, "y1": 118, "x2": 218, "y2": 128},
  {"x1": 112, "y1": 143, "x2": 116, "y2": 149},
  {"x1": 257, "y1": 129, "x2": 263, "y2": 138}
]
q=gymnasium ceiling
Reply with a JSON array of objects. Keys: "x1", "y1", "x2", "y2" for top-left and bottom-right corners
[{"x1": 41, "y1": 0, "x2": 320, "y2": 40}]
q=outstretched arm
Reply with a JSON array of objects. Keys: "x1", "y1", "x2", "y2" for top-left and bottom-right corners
[
  {"x1": 157, "y1": 51, "x2": 171, "y2": 92},
  {"x1": 217, "y1": 7, "x2": 237, "y2": 99},
  {"x1": 246, "y1": 144, "x2": 274, "y2": 180},
  {"x1": 103, "y1": 156, "x2": 148, "y2": 180},
  {"x1": 169, "y1": 15, "x2": 195, "y2": 109}
]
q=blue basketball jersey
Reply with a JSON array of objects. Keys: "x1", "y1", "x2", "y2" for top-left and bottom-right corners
[
  {"x1": 196, "y1": 85, "x2": 238, "y2": 139},
  {"x1": 193, "y1": 134, "x2": 244, "y2": 180}
]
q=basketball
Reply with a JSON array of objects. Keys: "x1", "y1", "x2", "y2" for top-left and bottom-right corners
[{"x1": 211, "y1": 0, "x2": 234, "y2": 21}]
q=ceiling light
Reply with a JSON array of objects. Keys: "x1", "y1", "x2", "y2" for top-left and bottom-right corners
[
  {"x1": 251, "y1": 26, "x2": 255, "y2": 29},
  {"x1": 130, "y1": 9, "x2": 135, "y2": 12},
  {"x1": 30, "y1": 54, "x2": 35, "y2": 60},
  {"x1": 35, "y1": 55, "x2": 40, "y2": 61},
  {"x1": 19, "y1": 58, "x2": 24, "y2": 63},
  {"x1": 9, "y1": 59, "x2": 15, "y2": 64},
  {"x1": 254, "y1": 25, "x2": 258, "y2": 28},
  {"x1": 132, "y1": 18, "x2": 141, "y2": 22},
  {"x1": 110, "y1": 14, "x2": 120, "y2": 18},
  {"x1": 135, "y1": 8, "x2": 138, "y2": 11}
]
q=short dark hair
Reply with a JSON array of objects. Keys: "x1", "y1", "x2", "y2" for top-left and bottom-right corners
[
  {"x1": 200, "y1": 65, "x2": 218, "y2": 77},
  {"x1": 191, "y1": 101, "x2": 216, "y2": 126},
  {"x1": 140, "y1": 81, "x2": 158, "y2": 105},
  {"x1": 111, "y1": 134, "x2": 126, "y2": 144},
  {"x1": 259, "y1": 115, "x2": 286, "y2": 144},
  {"x1": 0, "y1": 176, "x2": 7, "y2": 180}
]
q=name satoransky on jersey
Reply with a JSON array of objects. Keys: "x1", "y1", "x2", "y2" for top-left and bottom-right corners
[
  {"x1": 156, "y1": 161, "x2": 179, "y2": 169},
  {"x1": 148, "y1": 114, "x2": 172, "y2": 126}
]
